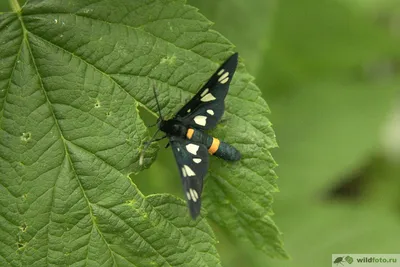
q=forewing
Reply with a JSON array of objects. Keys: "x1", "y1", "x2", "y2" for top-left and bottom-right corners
[
  {"x1": 176, "y1": 53, "x2": 239, "y2": 130},
  {"x1": 169, "y1": 136, "x2": 209, "y2": 219}
]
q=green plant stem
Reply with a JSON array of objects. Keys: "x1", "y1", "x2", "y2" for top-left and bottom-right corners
[{"x1": 9, "y1": 0, "x2": 21, "y2": 12}]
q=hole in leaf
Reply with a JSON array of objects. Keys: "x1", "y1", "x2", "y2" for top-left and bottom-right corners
[
  {"x1": 20, "y1": 223, "x2": 27, "y2": 232},
  {"x1": 160, "y1": 55, "x2": 176, "y2": 65},
  {"x1": 20, "y1": 132, "x2": 31, "y2": 142},
  {"x1": 17, "y1": 242, "x2": 26, "y2": 250},
  {"x1": 138, "y1": 106, "x2": 156, "y2": 128}
]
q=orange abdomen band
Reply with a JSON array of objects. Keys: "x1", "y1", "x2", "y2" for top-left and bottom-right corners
[
  {"x1": 186, "y1": 128, "x2": 194, "y2": 139},
  {"x1": 208, "y1": 138, "x2": 220, "y2": 155}
]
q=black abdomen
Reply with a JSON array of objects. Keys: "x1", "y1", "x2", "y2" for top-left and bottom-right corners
[
  {"x1": 214, "y1": 140, "x2": 241, "y2": 161},
  {"x1": 187, "y1": 128, "x2": 241, "y2": 161}
]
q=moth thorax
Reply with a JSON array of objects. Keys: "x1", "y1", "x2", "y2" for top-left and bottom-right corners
[{"x1": 159, "y1": 119, "x2": 187, "y2": 137}]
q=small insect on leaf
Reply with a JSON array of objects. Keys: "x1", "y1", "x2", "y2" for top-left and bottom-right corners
[
  {"x1": 139, "y1": 153, "x2": 144, "y2": 166},
  {"x1": 145, "y1": 53, "x2": 241, "y2": 219}
]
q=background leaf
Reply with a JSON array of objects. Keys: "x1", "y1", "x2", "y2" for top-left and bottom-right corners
[{"x1": 0, "y1": 0, "x2": 284, "y2": 266}]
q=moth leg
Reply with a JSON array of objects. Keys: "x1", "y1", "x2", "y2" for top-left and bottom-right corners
[
  {"x1": 146, "y1": 122, "x2": 158, "y2": 128},
  {"x1": 144, "y1": 135, "x2": 167, "y2": 146},
  {"x1": 218, "y1": 118, "x2": 228, "y2": 125},
  {"x1": 153, "y1": 135, "x2": 167, "y2": 142},
  {"x1": 165, "y1": 143, "x2": 170, "y2": 148}
]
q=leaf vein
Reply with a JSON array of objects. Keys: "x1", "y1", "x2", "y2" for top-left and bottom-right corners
[
  {"x1": 19, "y1": 19, "x2": 119, "y2": 267},
  {"x1": 0, "y1": 30, "x2": 24, "y2": 126}
]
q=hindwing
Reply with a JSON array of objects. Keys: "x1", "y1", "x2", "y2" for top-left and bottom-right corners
[{"x1": 169, "y1": 136, "x2": 209, "y2": 219}]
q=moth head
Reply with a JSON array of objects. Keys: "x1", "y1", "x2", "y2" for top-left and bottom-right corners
[
  {"x1": 159, "y1": 119, "x2": 183, "y2": 135},
  {"x1": 158, "y1": 119, "x2": 166, "y2": 130}
]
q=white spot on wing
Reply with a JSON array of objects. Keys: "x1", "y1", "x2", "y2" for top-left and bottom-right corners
[
  {"x1": 201, "y1": 93, "x2": 216, "y2": 102},
  {"x1": 177, "y1": 148, "x2": 180, "y2": 152},
  {"x1": 218, "y1": 71, "x2": 230, "y2": 83},
  {"x1": 207, "y1": 109, "x2": 214, "y2": 115},
  {"x1": 186, "y1": 144, "x2": 199, "y2": 155},
  {"x1": 192, "y1": 189, "x2": 199, "y2": 200},
  {"x1": 187, "y1": 109, "x2": 191, "y2": 113},
  {"x1": 193, "y1": 158, "x2": 202, "y2": 163},
  {"x1": 194, "y1": 115, "x2": 207, "y2": 126},
  {"x1": 220, "y1": 77, "x2": 229, "y2": 84},
  {"x1": 186, "y1": 191, "x2": 191, "y2": 200},
  {"x1": 218, "y1": 69, "x2": 225, "y2": 76},
  {"x1": 200, "y1": 88, "x2": 209, "y2": 97},
  {"x1": 189, "y1": 188, "x2": 198, "y2": 202},
  {"x1": 181, "y1": 167, "x2": 187, "y2": 177},
  {"x1": 183, "y1": 165, "x2": 196, "y2": 176}
]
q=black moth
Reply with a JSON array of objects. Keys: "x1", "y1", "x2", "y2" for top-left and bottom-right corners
[{"x1": 145, "y1": 53, "x2": 241, "y2": 219}]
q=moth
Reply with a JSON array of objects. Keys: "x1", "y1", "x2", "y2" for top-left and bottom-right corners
[{"x1": 142, "y1": 53, "x2": 241, "y2": 219}]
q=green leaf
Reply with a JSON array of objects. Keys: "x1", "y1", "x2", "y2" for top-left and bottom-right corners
[{"x1": 0, "y1": 0, "x2": 286, "y2": 265}]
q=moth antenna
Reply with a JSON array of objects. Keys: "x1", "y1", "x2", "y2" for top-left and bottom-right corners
[
  {"x1": 140, "y1": 82, "x2": 165, "y2": 166},
  {"x1": 139, "y1": 81, "x2": 165, "y2": 166}
]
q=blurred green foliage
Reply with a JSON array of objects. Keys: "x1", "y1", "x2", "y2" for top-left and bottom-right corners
[
  {"x1": 0, "y1": 1, "x2": 11, "y2": 12},
  {"x1": 187, "y1": 0, "x2": 400, "y2": 266}
]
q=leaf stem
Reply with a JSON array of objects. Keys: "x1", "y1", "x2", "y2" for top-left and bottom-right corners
[{"x1": 9, "y1": 0, "x2": 21, "y2": 12}]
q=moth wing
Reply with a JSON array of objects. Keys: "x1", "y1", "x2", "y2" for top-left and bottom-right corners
[
  {"x1": 176, "y1": 53, "x2": 238, "y2": 130},
  {"x1": 169, "y1": 136, "x2": 209, "y2": 219}
]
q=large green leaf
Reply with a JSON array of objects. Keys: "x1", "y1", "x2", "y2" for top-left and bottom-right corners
[{"x1": 0, "y1": 0, "x2": 285, "y2": 265}]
